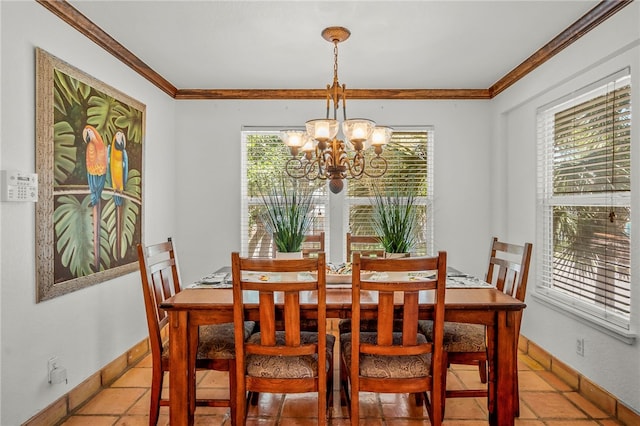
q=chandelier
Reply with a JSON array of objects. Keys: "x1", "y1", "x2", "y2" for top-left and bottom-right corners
[{"x1": 281, "y1": 26, "x2": 392, "y2": 194}]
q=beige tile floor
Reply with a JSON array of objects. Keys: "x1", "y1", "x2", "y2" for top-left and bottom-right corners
[{"x1": 58, "y1": 347, "x2": 625, "y2": 426}]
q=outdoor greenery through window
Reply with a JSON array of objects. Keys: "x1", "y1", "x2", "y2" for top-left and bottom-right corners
[
  {"x1": 242, "y1": 131, "x2": 327, "y2": 258},
  {"x1": 346, "y1": 130, "x2": 433, "y2": 256},
  {"x1": 536, "y1": 69, "x2": 631, "y2": 331}
]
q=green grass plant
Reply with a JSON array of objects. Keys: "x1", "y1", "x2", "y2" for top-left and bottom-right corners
[
  {"x1": 259, "y1": 178, "x2": 314, "y2": 253},
  {"x1": 372, "y1": 187, "x2": 418, "y2": 254}
]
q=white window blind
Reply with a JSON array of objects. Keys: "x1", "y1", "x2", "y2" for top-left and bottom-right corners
[
  {"x1": 346, "y1": 129, "x2": 434, "y2": 256},
  {"x1": 536, "y1": 69, "x2": 631, "y2": 330},
  {"x1": 241, "y1": 131, "x2": 328, "y2": 257}
]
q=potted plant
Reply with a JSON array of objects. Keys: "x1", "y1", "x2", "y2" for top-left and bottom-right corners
[
  {"x1": 259, "y1": 177, "x2": 314, "y2": 257},
  {"x1": 371, "y1": 186, "x2": 419, "y2": 256}
]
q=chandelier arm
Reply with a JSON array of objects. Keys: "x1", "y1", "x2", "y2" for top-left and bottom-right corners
[
  {"x1": 361, "y1": 155, "x2": 389, "y2": 178},
  {"x1": 344, "y1": 151, "x2": 366, "y2": 179},
  {"x1": 338, "y1": 150, "x2": 349, "y2": 179},
  {"x1": 305, "y1": 159, "x2": 328, "y2": 181},
  {"x1": 316, "y1": 144, "x2": 329, "y2": 178},
  {"x1": 336, "y1": 139, "x2": 351, "y2": 179},
  {"x1": 284, "y1": 157, "x2": 324, "y2": 180}
]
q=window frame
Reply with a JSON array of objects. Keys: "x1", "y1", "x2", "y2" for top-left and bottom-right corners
[
  {"x1": 240, "y1": 129, "x2": 330, "y2": 258},
  {"x1": 241, "y1": 126, "x2": 434, "y2": 261},
  {"x1": 344, "y1": 127, "x2": 435, "y2": 257},
  {"x1": 535, "y1": 69, "x2": 633, "y2": 338}
]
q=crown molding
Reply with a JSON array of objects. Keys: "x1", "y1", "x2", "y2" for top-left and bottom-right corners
[
  {"x1": 174, "y1": 88, "x2": 492, "y2": 100},
  {"x1": 36, "y1": 0, "x2": 178, "y2": 97},
  {"x1": 489, "y1": 0, "x2": 633, "y2": 97},
  {"x1": 37, "y1": 0, "x2": 632, "y2": 100}
]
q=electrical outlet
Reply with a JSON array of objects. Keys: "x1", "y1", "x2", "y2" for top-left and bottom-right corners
[
  {"x1": 47, "y1": 356, "x2": 58, "y2": 373},
  {"x1": 576, "y1": 338, "x2": 584, "y2": 357},
  {"x1": 48, "y1": 357, "x2": 58, "y2": 376},
  {"x1": 48, "y1": 356, "x2": 67, "y2": 384}
]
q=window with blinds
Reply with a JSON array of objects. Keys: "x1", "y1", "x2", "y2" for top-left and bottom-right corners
[
  {"x1": 346, "y1": 129, "x2": 434, "y2": 256},
  {"x1": 241, "y1": 131, "x2": 328, "y2": 257},
  {"x1": 536, "y1": 69, "x2": 631, "y2": 330}
]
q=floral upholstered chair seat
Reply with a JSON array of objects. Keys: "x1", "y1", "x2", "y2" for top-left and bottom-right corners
[
  {"x1": 198, "y1": 321, "x2": 256, "y2": 358},
  {"x1": 341, "y1": 332, "x2": 431, "y2": 379},
  {"x1": 246, "y1": 331, "x2": 335, "y2": 378},
  {"x1": 161, "y1": 321, "x2": 256, "y2": 361},
  {"x1": 418, "y1": 320, "x2": 486, "y2": 353}
]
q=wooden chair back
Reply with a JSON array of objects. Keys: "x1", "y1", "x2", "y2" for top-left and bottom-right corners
[
  {"x1": 452, "y1": 237, "x2": 530, "y2": 410},
  {"x1": 271, "y1": 232, "x2": 325, "y2": 258},
  {"x1": 350, "y1": 252, "x2": 447, "y2": 424},
  {"x1": 302, "y1": 231, "x2": 325, "y2": 258},
  {"x1": 231, "y1": 252, "x2": 329, "y2": 424},
  {"x1": 138, "y1": 238, "x2": 242, "y2": 425},
  {"x1": 346, "y1": 232, "x2": 385, "y2": 262},
  {"x1": 486, "y1": 237, "x2": 533, "y2": 303},
  {"x1": 137, "y1": 237, "x2": 181, "y2": 363}
]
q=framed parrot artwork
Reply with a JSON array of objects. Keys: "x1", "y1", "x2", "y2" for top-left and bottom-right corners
[{"x1": 35, "y1": 48, "x2": 145, "y2": 302}]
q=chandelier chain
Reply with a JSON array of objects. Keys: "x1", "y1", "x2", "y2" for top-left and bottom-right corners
[{"x1": 333, "y1": 40, "x2": 339, "y2": 88}]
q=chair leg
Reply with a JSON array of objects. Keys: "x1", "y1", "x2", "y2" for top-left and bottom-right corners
[
  {"x1": 478, "y1": 360, "x2": 487, "y2": 384},
  {"x1": 350, "y1": 387, "x2": 359, "y2": 426},
  {"x1": 149, "y1": 369, "x2": 163, "y2": 426},
  {"x1": 228, "y1": 359, "x2": 237, "y2": 426},
  {"x1": 341, "y1": 378, "x2": 351, "y2": 409},
  {"x1": 327, "y1": 360, "x2": 334, "y2": 419},
  {"x1": 440, "y1": 351, "x2": 448, "y2": 420},
  {"x1": 319, "y1": 388, "x2": 327, "y2": 425},
  {"x1": 514, "y1": 366, "x2": 520, "y2": 417},
  {"x1": 340, "y1": 356, "x2": 350, "y2": 406}
]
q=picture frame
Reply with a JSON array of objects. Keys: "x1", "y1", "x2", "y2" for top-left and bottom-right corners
[{"x1": 35, "y1": 48, "x2": 145, "y2": 302}]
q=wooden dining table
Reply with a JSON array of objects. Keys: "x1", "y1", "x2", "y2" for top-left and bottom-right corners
[{"x1": 160, "y1": 283, "x2": 525, "y2": 426}]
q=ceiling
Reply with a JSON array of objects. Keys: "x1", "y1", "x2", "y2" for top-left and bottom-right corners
[{"x1": 58, "y1": 1, "x2": 614, "y2": 97}]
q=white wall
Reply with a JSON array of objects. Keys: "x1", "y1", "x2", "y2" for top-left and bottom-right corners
[
  {"x1": 2, "y1": 0, "x2": 639, "y2": 424},
  {"x1": 0, "y1": 2, "x2": 177, "y2": 424},
  {"x1": 173, "y1": 99, "x2": 493, "y2": 285},
  {"x1": 0, "y1": 0, "x2": 4, "y2": 420},
  {"x1": 491, "y1": 2, "x2": 640, "y2": 413}
]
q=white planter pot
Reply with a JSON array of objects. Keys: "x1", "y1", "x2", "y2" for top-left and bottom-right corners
[
  {"x1": 384, "y1": 252, "x2": 409, "y2": 259},
  {"x1": 275, "y1": 251, "x2": 303, "y2": 260}
]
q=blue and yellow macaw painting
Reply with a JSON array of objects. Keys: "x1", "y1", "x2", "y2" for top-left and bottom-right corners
[
  {"x1": 52, "y1": 68, "x2": 143, "y2": 282},
  {"x1": 108, "y1": 130, "x2": 129, "y2": 259}
]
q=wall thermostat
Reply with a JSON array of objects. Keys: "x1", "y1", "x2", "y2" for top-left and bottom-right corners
[{"x1": 1, "y1": 170, "x2": 38, "y2": 202}]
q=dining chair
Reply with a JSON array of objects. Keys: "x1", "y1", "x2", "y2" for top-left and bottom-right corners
[
  {"x1": 419, "y1": 237, "x2": 532, "y2": 412},
  {"x1": 231, "y1": 252, "x2": 334, "y2": 425},
  {"x1": 341, "y1": 252, "x2": 448, "y2": 426},
  {"x1": 271, "y1": 232, "x2": 325, "y2": 258},
  {"x1": 346, "y1": 232, "x2": 385, "y2": 262},
  {"x1": 302, "y1": 231, "x2": 325, "y2": 258},
  {"x1": 137, "y1": 238, "x2": 255, "y2": 426}
]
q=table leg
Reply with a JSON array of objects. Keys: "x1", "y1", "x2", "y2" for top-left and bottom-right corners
[
  {"x1": 489, "y1": 310, "x2": 517, "y2": 426},
  {"x1": 486, "y1": 321, "x2": 496, "y2": 414},
  {"x1": 169, "y1": 310, "x2": 194, "y2": 426},
  {"x1": 188, "y1": 320, "x2": 198, "y2": 416}
]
